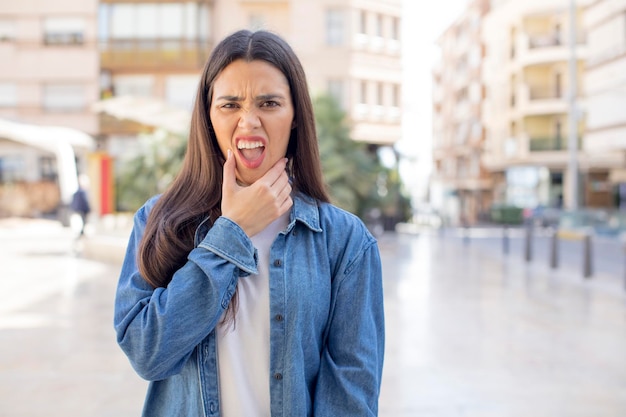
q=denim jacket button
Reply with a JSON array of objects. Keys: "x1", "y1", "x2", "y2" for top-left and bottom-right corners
[
  {"x1": 274, "y1": 372, "x2": 283, "y2": 380},
  {"x1": 275, "y1": 314, "x2": 283, "y2": 322},
  {"x1": 273, "y1": 259, "x2": 282, "y2": 267}
]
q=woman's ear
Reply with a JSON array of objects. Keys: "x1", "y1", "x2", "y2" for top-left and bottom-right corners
[{"x1": 291, "y1": 119, "x2": 297, "y2": 129}]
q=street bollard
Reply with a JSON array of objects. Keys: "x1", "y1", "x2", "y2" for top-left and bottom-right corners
[
  {"x1": 524, "y1": 222, "x2": 533, "y2": 262},
  {"x1": 502, "y1": 225, "x2": 509, "y2": 255},
  {"x1": 550, "y1": 227, "x2": 558, "y2": 269},
  {"x1": 583, "y1": 233, "x2": 593, "y2": 279}
]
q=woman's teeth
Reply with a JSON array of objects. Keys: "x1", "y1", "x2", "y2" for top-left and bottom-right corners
[{"x1": 238, "y1": 141, "x2": 264, "y2": 149}]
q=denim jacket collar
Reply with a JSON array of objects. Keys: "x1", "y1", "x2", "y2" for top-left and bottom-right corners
[
  {"x1": 194, "y1": 193, "x2": 322, "y2": 247},
  {"x1": 287, "y1": 193, "x2": 323, "y2": 234}
]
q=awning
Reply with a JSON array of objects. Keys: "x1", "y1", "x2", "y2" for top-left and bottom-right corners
[
  {"x1": 92, "y1": 95, "x2": 191, "y2": 136},
  {"x1": 0, "y1": 118, "x2": 95, "y2": 203}
]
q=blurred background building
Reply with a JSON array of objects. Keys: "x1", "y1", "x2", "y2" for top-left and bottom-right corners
[
  {"x1": 0, "y1": 0, "x2": 403, "y2": 220},
  {"x1": 0, "y1": 0, "x2": 98, "y2": 219},
  {"x1": 431, "y1": 0, "x2": 626, "y2": 226},
  {"x1": 583, "y1": 0, "x2": 626, "y2": 210},
  {"x1": 431, "y1": 0, "x2": 491, "y2": 225},
  {"x1": 3, "y1": 0, "x2": 625, "y2": 228}
]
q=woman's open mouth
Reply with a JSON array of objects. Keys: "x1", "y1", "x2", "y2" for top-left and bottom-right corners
[{"x1": 236, "y1": 137, "x2": 266, "y2": 169}]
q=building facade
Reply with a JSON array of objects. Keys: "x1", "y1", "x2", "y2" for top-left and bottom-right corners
[
  {"x1": 480, "y1": 0, "x2": 595, "y2": 211},
  {"x1": 0, "y1": 0, "x2": 99, "y2": 217},
  {"x1": 0, "y1": 0, "x2": 404, "y2": 217},
  {"x1": 211, "y1": 0, "x2": 404, "y2": 147},
  {"x1": 97, "y1": 0, "x2": 402, "y2": 145},
  {"x1": 431, "y1": 0, "x2": 491, "y2": 225},
  {"x1": 583, "y1": 0, "x2": 626, "y2": 209},
  {"x1": 0, "y1": 0, "x2": 99, "y2": 133}
]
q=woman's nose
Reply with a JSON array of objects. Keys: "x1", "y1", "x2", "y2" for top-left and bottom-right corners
[{"x1": 238, "y1": 108, "x2": 261, "y2": 129}]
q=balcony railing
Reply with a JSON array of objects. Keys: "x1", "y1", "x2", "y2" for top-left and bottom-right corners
[
  {"x1": 528, "y1": 33, "x2": 585, "y2": 49},
  {"x1": 529, "y1": 136, "x2": 581, "y2": 152},
  {"x1": 100, "y1": 39, "x2": 212, "y2": 70},
  {"x1": 529, "y1": 33, "x2": 561, "y2": 49},
  {"x1": 529, "y1": 86, "x2": 562, "y2": 100}
]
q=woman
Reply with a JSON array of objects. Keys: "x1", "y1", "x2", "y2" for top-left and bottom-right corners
[{"x1": 114, "y1": 29, "x2": 385, "y2": 417}]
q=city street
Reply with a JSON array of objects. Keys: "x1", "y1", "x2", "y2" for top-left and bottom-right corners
[{"x1": 1, "y1": 219, "x2": 626, "y2": 416}]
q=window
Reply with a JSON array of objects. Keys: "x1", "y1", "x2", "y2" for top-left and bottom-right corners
[
  {"x1": 0, "y1": 156, "x2": 25, "y2": 183},
  {"x1": 109, "y1": 4, "x2": 187, "y2": 39},
  {"x1": 326, "y1": 9, "x2": 344, "y2": 46},
  {"x1": 43, "y1": 84, "x2": 86, "y2": 111},
  {"x1": 391, "y1": 17, "x2": 400, "y2": 41},
  {"x1": 113, "y1": 75, "x2": 154, "y2": 97},
  {"x1": 327, "y1": 79, "x2": 344, "y2": 109},
  {"x1": 359, "y1": 81, "x2": 368, "y2": 104},
  {"x1": 359, "y1": 10, "x2": 367, "y2": 34},
  {"x1": 391, "y1": 84, "x2": 400, "y2": 107},
  {"x1": 166, "y1": 75, "x2": 200, "y2": 111},
  {"x1": 376, "y1": 83, "x2": 384, "y2": 106},
  {"x1": 376, "y1": 14, "x2": 383, "y2": 38},
  {"x1": 249, "y1": 14, "x2": 266, "y2": 30},
  {"x1": 39, "y1": 156, "x2": 58, "y2": 181},
  {"x1": 43, "y1": 18, "x2": 85, "y2": 45},
  {"x1": 0, "y1": 19, "x2": 15, "y2": 42},
  {"x1": 198, "y1": 4, "x2": 211, "y2": 41},
  {"x1": 0, "y1": 83, "x2": 17, "y2": 107}
]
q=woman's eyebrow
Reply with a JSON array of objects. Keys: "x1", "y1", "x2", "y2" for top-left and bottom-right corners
[
  {"x1": 215, "y1": 95, "x2": 241, "y2": 101},
  {"x1": 256, "y1": 93, "x2": 285, "y2": 100},
  {"x1": 214, "y1": 93, "x2": 286, "y2": 101}
]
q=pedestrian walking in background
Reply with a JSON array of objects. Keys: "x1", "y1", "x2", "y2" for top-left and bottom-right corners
[
  {"x1": 70, "y1": 174, "x2": 91, "y2": 237},
  {"x1": 113, "y1": 30, "x2": 385, "y2": 417}
]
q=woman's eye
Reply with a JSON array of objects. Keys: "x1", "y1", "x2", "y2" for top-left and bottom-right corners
[
  {"x1": 261, "y1": 100, "x2": 279, "y2": 108},
  {"x1": 221, "y1": 103, "x2": 238, "y2": 109}
]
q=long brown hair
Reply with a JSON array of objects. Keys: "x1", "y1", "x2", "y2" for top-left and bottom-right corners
[{"x1": 137, "y1": 30, "x2": 329, "y2": 298}]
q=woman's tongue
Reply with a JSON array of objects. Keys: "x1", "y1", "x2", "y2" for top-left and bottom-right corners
[{"x1": 239, "y1": 146, "x2": 264, "y2": 164}]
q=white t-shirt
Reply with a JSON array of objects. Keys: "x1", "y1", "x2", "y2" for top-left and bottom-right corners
[{"x1": 217, "y1": 212, "x2": 289, "y2": 417}]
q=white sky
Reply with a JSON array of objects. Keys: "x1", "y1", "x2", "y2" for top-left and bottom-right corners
[{"x1": 398, "y1": 0, "x2": 468, "y2": 200}]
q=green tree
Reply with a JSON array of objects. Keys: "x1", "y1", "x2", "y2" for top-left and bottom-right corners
[
  {"x1": 314, "y1": 94, "x2": 378, "y2": 217},
  {"x1": 115, "y1": 129, "x2": 186, "y2": 212},
  {"x1": 314, "y1": 94, "x2": 411, "y2": 225}
]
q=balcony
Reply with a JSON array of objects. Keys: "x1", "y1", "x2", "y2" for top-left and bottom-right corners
[
  {"x1": 529, "y1": 136, "x2": 581, "y2": 152},
  {"x1": 528, "y1": 33, "x2": 561, "y2": 49},
  {"x1": 517, "y1": 85, "x2": 568, "y2": 116},
  {"x1": 516, "y1": 34, "x2": 587, "y2": 69},
  {"x1": 100, "y1": 39, "x2": 211, "y2": 71}
]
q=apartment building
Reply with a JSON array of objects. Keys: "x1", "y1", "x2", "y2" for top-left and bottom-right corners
[
  {"x1": 97, "y1": 0, "x2": 402, "y2": 148},
  {"x1": 0, "y1": 0, "x2": 99, "y2": 217},
  {"x1": 0, "y1": 0, "x2": 402, "y2": 216},
  {"x1": 212, "y1": 0, "x2": 403, "y2": 147},
  {"x1": 97, "y1": 0, "x2": 211, "y2": 141},
  {"x1": 583, "y1": 0, "x2": 626, "y2": 209},
  {"x1": 431, "y1": 0, "x2": 491, "y2": 225},
  {"x1": 481, "y1": 0, "x2": 595, "y2": 210}
]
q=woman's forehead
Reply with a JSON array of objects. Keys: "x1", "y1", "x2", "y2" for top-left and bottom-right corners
[{"x1": 210, "y1": 61, "x2": 289, "y2": 101}]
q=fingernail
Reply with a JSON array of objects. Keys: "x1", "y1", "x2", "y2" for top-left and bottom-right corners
[{"x1": 228, "y1": 149, "x2": 232, "y2": 159}]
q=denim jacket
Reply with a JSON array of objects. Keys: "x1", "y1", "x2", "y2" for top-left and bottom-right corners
[{"x1": 114, "y1": 193, "x2": 385, "y2": 416}]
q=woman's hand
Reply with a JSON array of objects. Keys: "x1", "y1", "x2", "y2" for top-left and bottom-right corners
[{"x1": 221, "y1": 150, "x2": 293, "y2": 237}]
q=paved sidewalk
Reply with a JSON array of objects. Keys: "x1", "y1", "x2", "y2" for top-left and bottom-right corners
[{"x1": 1, "y1": 220, "x2": 626, "y2": 416}]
